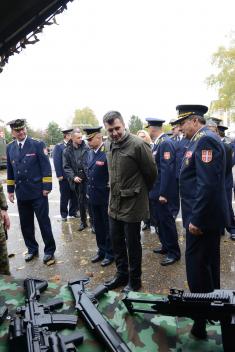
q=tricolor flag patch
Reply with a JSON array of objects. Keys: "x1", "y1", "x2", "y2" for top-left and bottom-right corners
[
  {"x1": 185, "y1": 151, "x2": 192, "y2": 158},
  {"x1": 202, "y1": 150, "x2": 212, "y2": 163},
  {"x1": 163, "y1": 152, "x2": 171, "y2": 160}
]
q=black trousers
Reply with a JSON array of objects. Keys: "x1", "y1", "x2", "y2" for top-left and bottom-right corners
[
  {"x1": 59, "y1": 179, "x2": 78, "y2": 218},
  {"x1": 75, "y1": 183, "x2": 87, "y2": 225},
  {"x1": 17, "y1": 196, "x2": 56, "y2": 255},
  {"x1": 109, "y1": 217, "x2": 142, "y2": 281},
  {"x1": 91, "y1": 203, "x2": 113, "y2": 260}
]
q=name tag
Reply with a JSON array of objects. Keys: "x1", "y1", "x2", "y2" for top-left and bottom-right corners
[
  {"x1": 96, "y1": 161, "x2": 105, "y2": 166},
  {"x1": 25, "y1": 153, "x2": 36, "y2": 156}
]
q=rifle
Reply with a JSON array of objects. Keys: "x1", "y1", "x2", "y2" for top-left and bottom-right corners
[
  {"x1": 9, "y1": 278, "x2": 83, "y2": 351},
  {"x1": 123, "y1": 288, "x2": 235, "y2": 352},
  {"x1": 68, "y1": 277, "x2": 131, "y2": 352}
]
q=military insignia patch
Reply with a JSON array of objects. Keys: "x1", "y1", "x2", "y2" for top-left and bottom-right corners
[
  {"x1": 96, "y1": 161, "x2": 105, "y2": 166},
  {"x1": 163, "y1": 152, "x2": 171, "y2": 160},
  {"x1": 202, "y1": 150, "x2": 212, "y2": 163}
]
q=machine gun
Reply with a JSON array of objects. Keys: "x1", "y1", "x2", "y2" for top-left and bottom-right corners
[
  {"x1": 9, "y1": 278, "x2": 83, "y2": 351},
  {"x1": 69, "y1": 277, "x2": 131, "y2": 352},
  {"x1": 123, "y1": 288, "x2": 235, "y2": 352}
]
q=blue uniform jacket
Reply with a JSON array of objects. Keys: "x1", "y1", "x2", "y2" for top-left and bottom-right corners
[
  {"x1": 7, "y1": 137, "x2": 52, "y2": 200},
  {"x1": 172, "y1": 136, "x2": 189, "y2": 178},
  {"x1": 180, "y1": 127, "x2": 229, "y2": 231},
  {"x1": 87, "y1": 144, "x2": 109, "y2": 205},
  {"x1": 149, "y1": 134, "x2": 177, "y2": 200},
  {"x1": 53, "y1": 142, "x2": 67, "y2": 178}
]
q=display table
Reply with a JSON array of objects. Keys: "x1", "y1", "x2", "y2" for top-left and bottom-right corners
[{"x1": 0, "y1": 276, "x2": 223, "y2": 351}]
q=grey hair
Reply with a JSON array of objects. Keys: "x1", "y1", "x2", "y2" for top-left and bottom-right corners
[{"x1": 103, "y1": 111, "x2": 124, "y2": 124}]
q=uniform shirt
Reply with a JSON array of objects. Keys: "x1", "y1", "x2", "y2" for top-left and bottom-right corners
[
  {"x1": 53, "y1": 141, "x2": 67, "y2": 178},
  {"x1": 180, "y1": 126, "x2": 229, "y2": 231}
]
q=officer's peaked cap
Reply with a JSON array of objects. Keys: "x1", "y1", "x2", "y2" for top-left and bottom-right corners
[
  {"x1": 61, "y1": 128, "x2": 73, "y2": 134},
  {"x1": 83, "y1": 126, "x2": 102, "y2": 140},
  {"x1": 171, "y1": 105, "x2": 208, "y2": 125},
  {"x1": 7, "y1": 119, "x2": 26, "y2": 130},
  {"x1": 145, "y1": 118, "x2": 165, "y2": 128}
]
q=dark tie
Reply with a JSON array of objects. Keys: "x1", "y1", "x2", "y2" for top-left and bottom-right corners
[{"x1": 19, "y1": 143, "x2": 22, "y2": 153}]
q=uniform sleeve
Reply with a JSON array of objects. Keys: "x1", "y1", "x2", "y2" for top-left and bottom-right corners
[
  {"x1": 159, "y1": 141, "x2": 176, "y2": 198},
  {"x1": 62, "y1": 149, "x2": 76, "y2": 181},
  {"x1": 53, "y1": 144, "x2": 63, "y2": 178},
  {"x1": 137, "y1": 141, "x2": 157, "y2": 191},
  {"x1": 0, "y1": 183, "x2": 8, "y2": 209},
  {"x1": 6, "y1": 145, "x2": 15, "y2": 194},
  {"x1": 36, "y1": 141, "x2": 52, "y2": 191},
  {"x1": 191, "y1": 136, "x2": 225, "y2": 227}
]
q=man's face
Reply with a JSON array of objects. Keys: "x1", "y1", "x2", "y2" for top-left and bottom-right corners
[
  {"x1": 179, "y1": 118, "x2": 197, "y2": 139},
  {"x1": 148, "y1": 126, "x2": 160, "y2": 140},
  {"x1": 72, "y1": 132, "x2": 83, "y2": 145},
  {"x1": 104, "y1": 118, "x2": 125, "y2": 142},
  {"x1": 64, "y1": 133, "x2": 72, "y2": 142},
  {"x1": 172, "y1": 126, "x2": 180, "y2": 137},
  {"x1": 12, "y1": 127, "x2": 27, "y2": 141},
  {"x1": 88, "y1": 133, "x2": 102, "y2": 149}
]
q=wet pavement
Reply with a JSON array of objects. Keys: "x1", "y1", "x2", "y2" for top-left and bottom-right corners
[{"x1": 1, "y1": 161, "x2": 235, "y2": 292}]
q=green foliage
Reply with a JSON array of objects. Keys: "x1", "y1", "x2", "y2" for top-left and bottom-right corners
[
  {"x1": 128, "y1": 115, "x2": 143, "y2": 134},
  {"x1": 4, "y1": 128, "x2": 12, "y2": 144},
  {"x1": 45, "y1": 121, "x2": 62, "y2": 146},
  {"x1": 206, "y1": 33, "x2": 235, "y2": 113},
  {"x1": 72, "y1": 107, "x2": 99, "y2": 128},
  {"x1": 163, "y1": 124, "x2": 172, "y2": 133}
]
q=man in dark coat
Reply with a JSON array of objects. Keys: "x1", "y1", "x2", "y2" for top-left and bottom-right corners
[
  {"x1": 172, "y1": 105, "x2": 229, "y2": 340},
  {"x1": 84, "y1": 127, "x2": 114, "y2": 267},
  {"x1": 53, "y1": 128, "x2": 78, "y2": 221},
  {"x1": 7, "y1": 119, "x2": 56, "y2": 263},
  {"x1": 62, "y1": 129, "x2": 89, "y2": 231},
  {"x1": 103, "y1": 111, "x2": 157, "y2": 291}
]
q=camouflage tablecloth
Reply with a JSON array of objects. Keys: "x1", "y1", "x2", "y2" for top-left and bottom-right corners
[{"x1": 0, "y1": 276, "x2": 223, "y2": 351}]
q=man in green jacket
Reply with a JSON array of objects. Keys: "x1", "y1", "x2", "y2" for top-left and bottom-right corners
[{"x1": 103, "y1": 111, "x2": 157, "y2": 291}]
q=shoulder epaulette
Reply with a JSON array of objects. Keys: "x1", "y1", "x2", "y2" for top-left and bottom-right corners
[
  {"x1": 7, "y1": 140, "x2": 15, "y2": 145},
  {"x1": 193, "y1": 131, "x2": 206, "y2": 142},
  {"x1": 101, "y1": 145, "x2": 105, "y2": 152},
  {"x1": 31, "y1": 137, "x2": 41, "y2": 142}
]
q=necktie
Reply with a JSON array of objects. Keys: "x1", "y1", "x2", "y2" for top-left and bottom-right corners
[{"x1": 19, "y1": 143, "x2": 22, "y2": 153}]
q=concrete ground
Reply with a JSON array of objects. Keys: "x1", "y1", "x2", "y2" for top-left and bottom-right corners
[{"x1": 1, "y1": 160, "x2": 235, "y2": 292}]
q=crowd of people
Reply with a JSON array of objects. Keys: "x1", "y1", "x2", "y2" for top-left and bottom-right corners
[{"x1": 0, "y1": 104, "x2": 235, "y2": 341}]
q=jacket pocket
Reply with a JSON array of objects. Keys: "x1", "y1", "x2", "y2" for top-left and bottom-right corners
[{"x1": 120, "y1": 187, "x2": 140, "y2": 197}]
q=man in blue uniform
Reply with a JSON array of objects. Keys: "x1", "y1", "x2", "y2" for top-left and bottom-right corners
[
  {"x1": 84, "y1": 127, "x2": 114, "y2": 267},
  {"x1": 171, "y1": 105, "x2": 229, "y2": 340},
  {"x1": 53, "y1": 128, "x2": 78, "y2": 221},
  {"x1": 146, "y1": 118, "x2": 181, "y2": 266},
  {"x1": 6, "y1": 119, "x2": 56, "y2": 263}
]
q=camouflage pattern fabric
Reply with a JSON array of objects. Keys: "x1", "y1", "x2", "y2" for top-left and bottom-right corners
[
  {"x1": 0, "y1": 276, "x2": 223, "y2": 351},
  {"x1": 0, "y1": 183, "x2": 10, "y2": 276}
]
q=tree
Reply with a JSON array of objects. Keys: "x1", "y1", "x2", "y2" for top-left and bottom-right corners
[
  {"x1": 4, "y1": 128, "x2": 12, "y2": 144},
  {"x1": 45, "y1": 121, "x2": 62, "y2": 146},
  {"x1": 72, "y1": 107, "x2": 99, "y2": 128},
  {"x1": 206, "y1": 33, "x2": 235, "y2": 116},
  {"x1": 128, "y1": 115, "x2": 143, "y2": 134}
]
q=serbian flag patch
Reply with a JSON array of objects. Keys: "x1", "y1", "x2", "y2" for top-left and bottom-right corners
[
  {"x1": 163, "y1": 152, "x2": 171, "y2": 160},
  {"x1": 202, "y1": 150, "x2": 212, "y2": 163}
]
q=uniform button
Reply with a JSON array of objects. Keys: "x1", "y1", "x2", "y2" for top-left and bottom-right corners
[
  {"x1": 18, "y1": 171, "x2": 20, "y2": 174},
  {"x1": 25, "y1": 170, "x2": 27, "y2": 173}
]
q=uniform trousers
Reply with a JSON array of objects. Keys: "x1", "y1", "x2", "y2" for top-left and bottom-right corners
[
  {"x1": 91, "y1": 203, "x2": 113, "y2": 260},
  {"x1": 17, "y1": 196, "x2": 56, "y2": 255},
  {"x1": 0, "y1": 230, "x2": 10, "y2": 275},
  {"x1": 59, "y1": 179, "x2": 78, "y2": 218},
  {"x1": 109, "y1": 217, "x2": 142, "y2": 282}
]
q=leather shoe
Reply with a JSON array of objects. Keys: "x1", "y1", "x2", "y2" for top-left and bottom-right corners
[
  {"x1": 153, "y1": 247, "x2": 167, "y2": 254},
  {"x1": 78, "y1": 223, "x2": 87, "y2": 231},
  {"x1": 91, "y1": 254, "x2": 104, "y2": 263},
  {"x1": 25, "y1": 252, "x2": 38, "y2": 262},
  {"x1": 101, "y1": 258, "x2": 114, "y2": 267},
  {"x1": 104, "y1": 276, "x2": 128, "y2": 290},
  {"x1": 190, "y1": 321, "x2": 207, "y2": 340},
  {"x1": 160, "y1": 256, "x2": 179, "y2": 266},
  {"x1": 43, "y1": 254, "x2": 55, "y2": 264},
  {"x1": 122, "y1": 280, "x2": 142, "y2": 292}
]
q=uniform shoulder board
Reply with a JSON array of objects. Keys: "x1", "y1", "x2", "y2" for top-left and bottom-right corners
[
  {"x1": 159, "y1": 136, "x2": 165, "y2": 143},
  {"x1": 193, "y1": 131, "x2": 206, "y2": 141},
  {"x1": 101, "y1": 145, "x2": 105, "y2": 152},
  {"x1": 7, "y1": 139, "x2": 15, "y2": 145},
  {"x1": 31, "y1": 137, "x2": 41, "y2": 142}
]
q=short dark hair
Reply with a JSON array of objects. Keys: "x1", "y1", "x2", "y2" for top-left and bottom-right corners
[{"x1": 103, "y1": 111, "x2": 124, "y2": 125}]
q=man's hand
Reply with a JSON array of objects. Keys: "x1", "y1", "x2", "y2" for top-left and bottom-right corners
[
  {"x1": 58, "y1": 176, "x2": 63, "y2": 181},
  {"x1": 1, "y1": 210, "x2": 10, "y2": 230},
  {"x1": 189, "y1": 223, "x2": 203, "y2": 236},
  {"x1": 8, "y1": 193, "x2": 14, "y2": 203},
  {"x1": 74, "y1": 176, "x2": 82, "y2": 183},
  {"x1": 159, "y1": 196, "x2": 167, "y2": 204},
  {"x1": 43, "y1": 190, "x2": 51, "y2": 196}
]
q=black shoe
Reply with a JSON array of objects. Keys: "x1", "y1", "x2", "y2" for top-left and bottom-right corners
[
  {"x1": 160, "y1": 256, "x2": 180, "y2": 266},
  {"x1": 43, "y1": 254, "x2": 55, "y2": 264},
  {"x1": 104, "y1": 276, "x2": 128, "y2": 290},
  {"x1": 230, "y1": 234, "x2": 235, "y2": 241},
  {"x1": 101, "y1": 258, "x2": 114, "y2": 267},
  {"x1": 190, "y1": 321, "x2": 207, "y2": 340},
  {"x1": 142, "y1": 224, "x2": 150, "y2": 231},
  {"x1": 91, "y1": 226, "x2": 96, "y2": 234},
  {"x1": 153, "y1": 247, "x2": 167, "y2": 254},
  {"x1": 122, "y1": 280, "x2": 142, "y2": 292},
  {"x1": 61, "y1": 217, "x2": 67, "y2": 222},
  {"x1": 25, "y1": 252, "x2": 38, "y2": 262},
  {"x1": 78, "y1": 223, "x2": 87, "y2": 231},
  {"x1": 91, "y1": 254, "x2": 104, "y2": 263}
]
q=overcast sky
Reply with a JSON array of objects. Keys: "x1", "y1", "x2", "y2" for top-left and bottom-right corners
[{"x1": 0, "y1": 0, "x2": 234, "y2": 129}]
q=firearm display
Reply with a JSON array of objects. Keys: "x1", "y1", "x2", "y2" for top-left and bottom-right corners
[
  {"x1": 123, "y1": 288, "x2": 235, "y2": 352},
  {"x1": 9, "y1": 278, "x2": 83, "y2": 351},
  {"x1": 69, "y1": 277, "x2": 131, "y2": 352}
]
